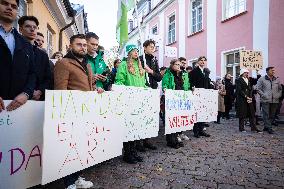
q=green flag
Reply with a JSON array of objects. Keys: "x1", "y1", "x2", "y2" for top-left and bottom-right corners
[{"x1": 116, "y1": 0, "x2": 135, "y2": 48}]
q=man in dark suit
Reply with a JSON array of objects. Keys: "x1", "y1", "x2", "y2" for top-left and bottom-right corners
[
  {"x1": 0, "y1": 0, "x2": 35, "y2": 112},
  {"x1": 189, "y1": 56, "x2": 211, "y2": 138},
  {"x1": 137, "y1": 39, "x2": 162, "y2": 151},
  {"x1": 18, "y1": 15, "x2": 51, "y2": 101}
]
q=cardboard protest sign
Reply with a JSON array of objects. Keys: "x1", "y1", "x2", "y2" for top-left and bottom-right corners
[
  {"x1": 193, "y1": 88, "x2": 218, "y2": 122},
  {"x1": 0, "y1": 101, "x2": 44, "y2": 189},
  {"x1": 240, "y1": 50, "x2": 263, "y2": 70},
  {"x1": 164, "y1": 90, "x2": 196, "y2": 135},
  {"x1": 112, "y1": 85, "x2": 160, "y2": 142},
  {"x1": 42, "y1": 90, "x2": 124, "y2": 184}
]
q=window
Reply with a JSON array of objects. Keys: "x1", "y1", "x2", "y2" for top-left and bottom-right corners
[
  {"x1": 14, "y1": 0, "x2": 27, "y2": 29},
  {"x1": 47, "y1": 28, "x2": 54, "y2": 57},
  {"x1": 225, "y1": 51, "x2": 240, "y2": 83},
  {"x1": 168, "y1": 14, "x2": 176, "y2": 44},
  {"x1": 191, "y1": 0, "x2": 203, "y2": 33},
  {"x1": 152, "y1": 25, "x2": 158, "y2": 35},
  {"x1": 223, "y1": 0, "x2": 246, "y2": 20}
]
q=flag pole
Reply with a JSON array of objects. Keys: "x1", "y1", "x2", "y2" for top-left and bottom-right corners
[{"x1": 134, "y1": 0, "x2": 146, "y2": 65}]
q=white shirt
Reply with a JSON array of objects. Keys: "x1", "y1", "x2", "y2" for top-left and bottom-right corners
[{"x1": 242, "y1": 77, "x2": 249, "y2": 85}]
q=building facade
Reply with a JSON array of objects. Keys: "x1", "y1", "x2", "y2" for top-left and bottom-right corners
[
  {"x1": 125, "y1": 0, "x2": 284, "y2": 84},
  {"x1": 16, "y1": 0, "x2": 88, "y2": 57}
]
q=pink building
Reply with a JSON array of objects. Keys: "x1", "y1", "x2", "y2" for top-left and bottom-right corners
[{"x1": 126, "y1": 0, "x2": 284, "y2": 84}]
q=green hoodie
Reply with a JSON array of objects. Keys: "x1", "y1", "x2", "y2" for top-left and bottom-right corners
[
  {"x1": 115, "y1": 60, "x2": 147, "y2": 87},
  {"x1": 162, "y1": 69, "x2": 190, "y2": 91},
  {"x1": 87, "y1": 51, "x2": 108, "y2": 88}
]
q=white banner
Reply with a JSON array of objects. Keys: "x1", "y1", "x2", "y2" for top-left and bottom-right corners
[
  {"x1": 193, "y1": 88, "x2": 218, "y2": 122},
  {"x1": 0, "y1": 101, "x2": 44, "y2": 189},
  {"x1": 112, "y1": 85, "x2": 160, "y2": 142},
  {"x1": 42, "y1": 90, "x2": 124, "y2": 184},
  {"x1": 165, "y1": 90, "x2": 196, "y2": 135}
]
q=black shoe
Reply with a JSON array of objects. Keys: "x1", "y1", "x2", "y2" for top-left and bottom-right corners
[
  {"x1": 178, "y1": 142, "x2": 184, "y2": 147},
  {"x1": 251, "y1": 128, "x2": 262, "y2": 133},
  {"x1": 267, "y1": 129, "x2": 274, "y2": 134},
  {"x1": 167, "y1": 143, "x2": 180, "y2": 149},
  {"x1": 204, "y1": 123, "x2": 210, "y2": 127},
  {"x1": 136, "y1": 145, "x2": 146, "y2": 152},
  {"x1": 133, "y1": 154, "x2": 143, "y2": 162},
  {"x1": 123, "y1": 155, "x2": 137, "y2": 164},
  {"x1": 144, "y1": 142, "x2": 157, "y2": 150},
  {"x1": 200, "y1": 131, "x2": 211, "y2": 137},
  {"x1": 263, "y1": 127, "x2": 269, "y2": 131},
  {"x1": 272, "y1": 121, "x2": 278, "y2": 126},
  {"x1": 194, "y1": 133, "x2": 200, "y2": 138}
]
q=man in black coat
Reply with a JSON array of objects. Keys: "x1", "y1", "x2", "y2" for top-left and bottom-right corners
[
  {"x1": 235, "y1": 69, "x2": 261, "y2": 132},
  {"x1": 137, "y1": 39, "x2": 162, "y2": 151},
  {"x1": 0, "y1": 0, "x2": 35, "y2": 112},
  {"x1": 18, "y1": 16, "x2": 51, "y2": 101},
  {"x1": 189, "y1": 56, "x2": 211, "y2": 138}
]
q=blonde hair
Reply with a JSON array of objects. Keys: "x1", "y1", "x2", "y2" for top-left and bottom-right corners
[{"x1": 127, "y1": 52, "x2": 145, "y2": 76}]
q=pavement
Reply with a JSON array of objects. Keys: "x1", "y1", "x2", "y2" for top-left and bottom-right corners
[{"x1": 33, "y1": 117, "x2": 284, "y2": 189}]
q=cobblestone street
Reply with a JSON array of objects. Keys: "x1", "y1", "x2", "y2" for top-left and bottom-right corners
[{"x1": 40, "y1": 118, "x2": 284, "y2": 189}]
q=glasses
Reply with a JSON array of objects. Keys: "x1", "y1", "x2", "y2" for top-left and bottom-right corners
[{"x1": 24, "y1": 25, "x2": 38, "y2": 30}]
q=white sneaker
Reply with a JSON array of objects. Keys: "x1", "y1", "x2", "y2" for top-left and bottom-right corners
[
  {"x1": 177, "y1": 136, "x2": 182, "y2": 142},
  {"x1": 66, "y1": 184, "x2": 77, "y2": 189},
  {"x1": 180, "y1": 134, "x2": 189, "y2": 140},
  {"x1": 75, "y1": 177, "x2": 93, "y2": 188}
]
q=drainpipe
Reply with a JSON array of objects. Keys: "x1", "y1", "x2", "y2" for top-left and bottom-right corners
[{"x1": 59, "y1": 16, "x2": 76, "y2": 52}]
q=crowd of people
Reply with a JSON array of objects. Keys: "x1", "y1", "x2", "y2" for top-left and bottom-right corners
[{"x1": 0, "y1": 0, "x2": 283, "y2": 189}]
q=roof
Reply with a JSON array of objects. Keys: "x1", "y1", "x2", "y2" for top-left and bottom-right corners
[{"x1": 62, "y1": 0, "x2": 76, "y2": 17}]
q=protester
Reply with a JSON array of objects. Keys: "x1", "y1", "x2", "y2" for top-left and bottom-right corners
[
  {"x1": 35, "y1": 31, "x2": 44, "y2": 49},
  {"x1": 137, "y1": 39, "x2": 162, "y2": 151},
  {"x1": 162, "y1": 59, "x2": 190, "y2": 149},
  {"x1": 108, "y1": 58, "x2": 121, "y2": 89},
  {"x1": 223, "y1": 73, "x2": 235, "y2": 119},
  {"x1": 18, "y1": 15, "x2": 51, "y2": 101},
  {"x1": 235, "y1": 69, "x2": 261, "y2": 133},
  {"x1": 51, "y1": 51, "x2": 63, "y2": 60},
  {"x1": 186, "y1": 66, "x2": 193, "y2": 73},
  {"x1": 115, "y1": 44, "x2": 146, "y2": 164},
  {"x1": 257, "y1": 67, "x2": 282, "y2": 134},
  {"x1": 0, "y1": 0, "x2": 36, "y2": 112},
  {"x1": 86, "y1": 32, "x2": 109, "y2": 91},
  {"x1": 176, "y1": 57, "x2": 190, "y2": 141},
  {"x1": 189, "y1": 56, "x2": 211, "y2": 138},
  {"x1": 54, "y1": 34, "x2": 94, "y2": 189},
  {"x1": 215, "y1": 77, "x2": 226, "y2": 124}
]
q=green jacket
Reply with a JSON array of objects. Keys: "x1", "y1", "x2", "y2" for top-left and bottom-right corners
[
  {"x1": 87, "y1": 51, "x2": 108, "y2": 88},
  {"x1": 162, "y1": 69, "x2": 190, "y2": 91},
  {"x1": 115, "y1": 60, "x2": 147, "y2": 87}
]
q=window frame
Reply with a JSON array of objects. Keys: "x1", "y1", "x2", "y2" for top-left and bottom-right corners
[
  {"x1": 47, "y1": 27, "x2": 54, "y2": 58},
  {"x1": 222, "y1": 0, "x2": 247, "y2": 21},
  {"x1": 189, "y1": 0, "x2": 203, "y2": 35},
  {"x1": 151, "y1": 24, "x2": 158, "y2": 35},
  {"x1": 14, "y1": 0, "x2": 27, "y2": 30},
  {"x1": 167, "y1": 12, "x2": 176, "y2": 45}
]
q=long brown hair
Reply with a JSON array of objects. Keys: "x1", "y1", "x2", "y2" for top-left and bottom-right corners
[{"x1": 126, "y1": 51, "x2": 145, "y2": 76}]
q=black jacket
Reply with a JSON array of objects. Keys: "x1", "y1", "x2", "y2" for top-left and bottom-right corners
[
  {"x1": 33, "y1": 45, "x2": 51, "y2": 100},
  {"x1": 189, "y1": 66, "x2": 211, "y2": 89},
  {"x1": 235, "y1": 77, "x2": 255, "y2": 118},
  {"x1": 0, "y1": 29, "x2": 35, "y2": 100},
  {"x1": 139, "y1": 54, "x2": 162, "y2": 89}
]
